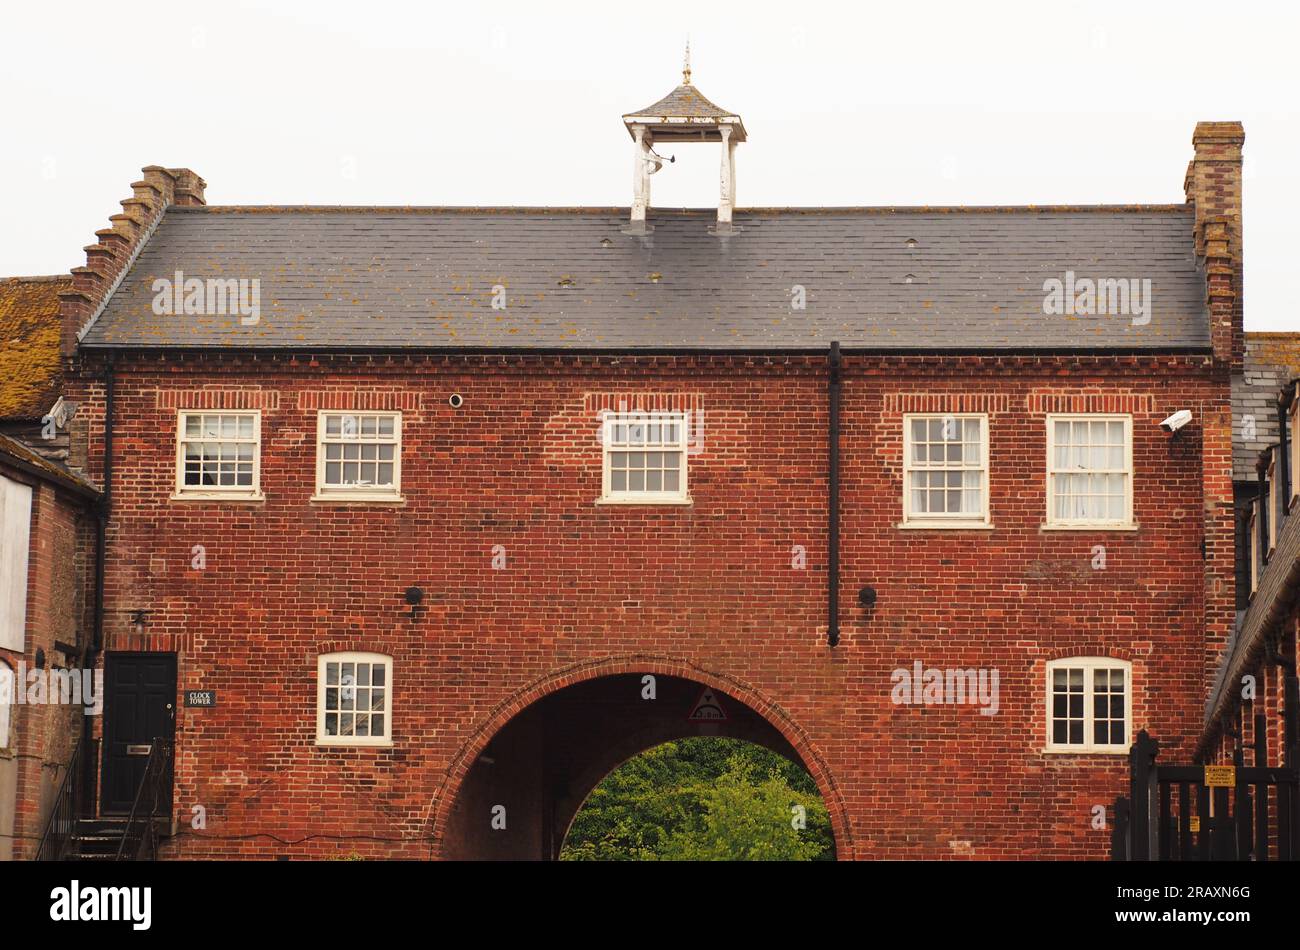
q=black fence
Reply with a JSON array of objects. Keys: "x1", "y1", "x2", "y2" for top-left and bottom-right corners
[{"x1": 1112, "y1": 728, "x2": 1300, "y2": 860}]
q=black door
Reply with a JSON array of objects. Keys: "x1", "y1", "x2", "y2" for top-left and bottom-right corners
[{"x1": 101, "y1": 652, "x2": 177, "y2": 814}]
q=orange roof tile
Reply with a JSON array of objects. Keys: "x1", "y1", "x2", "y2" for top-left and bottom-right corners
[{"x1": 0, "y1": 275, "x2": 68, "y2": 421}]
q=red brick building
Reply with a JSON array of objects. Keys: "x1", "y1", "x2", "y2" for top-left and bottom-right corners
[
  {"x1": 1199, "y1": 335, "x2": 1299, "y2": 805},
  {"x1": 0, "y1": 276, "x2": 100, "y2": 861},
  {"x1": 40, "y1": 82, "x2": 1247, "y2": 859}
]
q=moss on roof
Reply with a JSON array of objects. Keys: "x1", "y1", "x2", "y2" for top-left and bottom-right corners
[
  {"x1": 0, "y1": 275, "x2": 68, "y2": 421},
  {"x1": 1246, "y1": 332, "x2": 1300, "y2": 378}
]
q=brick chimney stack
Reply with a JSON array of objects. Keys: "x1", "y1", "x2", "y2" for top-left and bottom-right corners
[
  {"x1": 1184, "y1": 122, "x2": 1244, "y2": 371},
  {"x1": 59, "y1": 165, "x2": 206, "y2": 357}
]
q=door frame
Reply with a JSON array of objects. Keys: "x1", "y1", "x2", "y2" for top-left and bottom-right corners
[{"x1": 100, "y1": 650, "x2": 177, "y2": 816}]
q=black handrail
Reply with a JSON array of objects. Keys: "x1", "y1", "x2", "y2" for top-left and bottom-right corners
[
  {"x1": 115, "y1": 737, "x2": 173, "y2": 861},
  {"x1": 35, "y1": 733, "x2": 85, "y2": 861}
]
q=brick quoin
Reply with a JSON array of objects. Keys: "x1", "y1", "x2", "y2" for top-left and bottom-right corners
[{"x1": 61, "y1": 350, "x2": 1231, "y2": 859}]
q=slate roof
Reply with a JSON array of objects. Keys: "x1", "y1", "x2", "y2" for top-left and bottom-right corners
[
  {"x1": 0, "y1": 275, "x2": 70, "y2": 421},
  {"x1": 624, "y1": 84, "x2": 740, "y2": 120},
  {"x1": 80, "y1": 205, "x2": 1209, "y2": 352},
  {"x1": 1233, "y1": 333, "x2": 1300, "y2": 482}
]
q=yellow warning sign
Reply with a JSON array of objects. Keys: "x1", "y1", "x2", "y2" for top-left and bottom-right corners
[{"x1": 1204, "y1": 765, "x2": 1236, "y2": 788}]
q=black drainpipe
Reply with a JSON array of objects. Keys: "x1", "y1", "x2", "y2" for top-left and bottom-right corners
[
  {"x1": 92, "y1": 358, "x2": 114, "y2": 653},
  {"x1": 828, "y1": 342, "x2": 841, "y2": 648},
  {"x1": 83, "y1": 358, "x2": 114, "y2": 815}
]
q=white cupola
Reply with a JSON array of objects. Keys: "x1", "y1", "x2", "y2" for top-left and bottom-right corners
[{"x1": 621, "y1": 45, "x2": 747, "y2": 234}]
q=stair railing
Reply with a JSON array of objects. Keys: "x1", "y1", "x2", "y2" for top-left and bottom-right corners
[
  {"x1": 115, "y1": 737, "x2": 174, "y2": 861},
  {"x1": 34, "y1": 733, "x2": 87, "y2": 861}
]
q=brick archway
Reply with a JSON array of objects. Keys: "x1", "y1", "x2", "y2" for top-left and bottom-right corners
[{"x1": 427, "y1": 654, "x2": 851, "y2": 859}]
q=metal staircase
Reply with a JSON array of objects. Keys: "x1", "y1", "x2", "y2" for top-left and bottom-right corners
[{"x1": 35, "y1": 736, "x2": 173, "y2": 861}]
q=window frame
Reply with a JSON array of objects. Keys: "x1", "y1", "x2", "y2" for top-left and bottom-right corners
[
  {"x1": 0, "y1": 661, "x2": 13, "y2": 751},
  {"x1": 312, "y1": 411, "x2": 404, "y2": 502},
  {"x1": 1044, "y1": 656, "x2": 1132, "y2": 755},
  {"x1": 1044, "y1": 413, "x2": 1134, "y2": 529},
  {"x1": 173, "y1": 410, "x2": 263, "y2": 500},
  {"x1": 316, "y1": 652, "x2": 393, "y2": 748},
  {"x1": 900, "y1": 412, "x2": 991, "y2": 528},
  {"x1": 1290, "y1": 396, "x2": 1299, "y2": 509},
  {"x1": 1249, "y1": 501, "x2": 1259, "y2": 594},
  {"x1": 1267, "y1": 453, "x2": 1278, "y2": 554},
  {"x1": 598, "y1": 410, "x2": 691, "y2": 505}
]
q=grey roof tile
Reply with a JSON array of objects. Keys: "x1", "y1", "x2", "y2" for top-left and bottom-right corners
[
  {"x1": 1233, "y1": 335, "x2": 1300, "y2": 482},
  {"x1": 82, "y1": 206, "x2": 1209, "y2": 352}
]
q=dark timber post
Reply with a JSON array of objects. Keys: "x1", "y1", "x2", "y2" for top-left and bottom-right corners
[
  {"x1": 1130, "y1": 730, "x2": 1160, "y2": 860},
  {"x1": 1111, "y1": 796, "x2": 1130, "y2": 861}
]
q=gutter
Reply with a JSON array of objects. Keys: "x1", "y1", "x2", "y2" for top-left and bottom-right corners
[{"x1": 828, "y1": 341, "x2": 841, "y2": 648}]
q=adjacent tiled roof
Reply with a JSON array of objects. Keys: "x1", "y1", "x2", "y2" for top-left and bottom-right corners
[
  {"x1": 0, "y1": 433, "x2": 98, "y2": 500},
  {"x1": 1232, "y1": 333, "x2": 1300, "y2": 482},
  {"x1": 624, "y1": 84, "x2": 739, "y2": 120},
  {"x1": 0, "y1": 275, "x2": 70, "y2": 421},
  {"x1": 81, "y1": 205, "x2": 1209, "y2": 352}
]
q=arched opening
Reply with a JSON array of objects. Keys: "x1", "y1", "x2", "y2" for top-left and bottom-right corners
[
  {"x1": 560, "y1": 737, "x2": 836, "y2": 860},
  {"x1": 437, "y1": 669, "x2": 843, "y2": 860}
]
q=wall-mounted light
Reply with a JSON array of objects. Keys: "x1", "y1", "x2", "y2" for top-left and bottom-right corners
[
  {"x1": 130, "y1": 609, "x2": 149, "y2": 635},
  {"x1": 858, "y1": 586, "x2": 878, "y2": 609},
  {"x1": 404, "y1": 586, "x2": 424, "y2": 621}
]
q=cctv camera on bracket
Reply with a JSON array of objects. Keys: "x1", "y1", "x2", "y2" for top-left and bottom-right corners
[{"x1": 1161, "y1": 410, "x2": 1193, "y2": 435}]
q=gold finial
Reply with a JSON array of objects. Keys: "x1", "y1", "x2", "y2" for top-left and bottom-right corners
[{"x1": 682, "y1": 40, "x2": 691, "y2": 85}]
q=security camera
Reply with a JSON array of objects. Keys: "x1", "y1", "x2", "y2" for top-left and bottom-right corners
[{"x1": 1161, "y1": 410, "x2": 1193, "y2": 434}]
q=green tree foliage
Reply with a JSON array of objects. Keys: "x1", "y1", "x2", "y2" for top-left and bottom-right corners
[{"x1": 560, "y1": 738, "x2": 834, "y2": 861}]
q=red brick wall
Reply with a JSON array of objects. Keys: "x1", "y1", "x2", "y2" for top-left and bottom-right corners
[
  {"x1": 64, "y1": 352, "x2": 1230, "y2": 859},
  {"x1": 0, "y1": 465, "x2": 95, "y2": 860}
]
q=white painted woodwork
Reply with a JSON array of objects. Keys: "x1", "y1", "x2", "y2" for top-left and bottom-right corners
[{"x1": 0, "y1": 475, "x2": 33, "y2": 653}]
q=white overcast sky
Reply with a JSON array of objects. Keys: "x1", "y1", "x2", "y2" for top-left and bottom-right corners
[{"x1": 2, "y1": 0, "x2": 1296, "y2": 330}]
